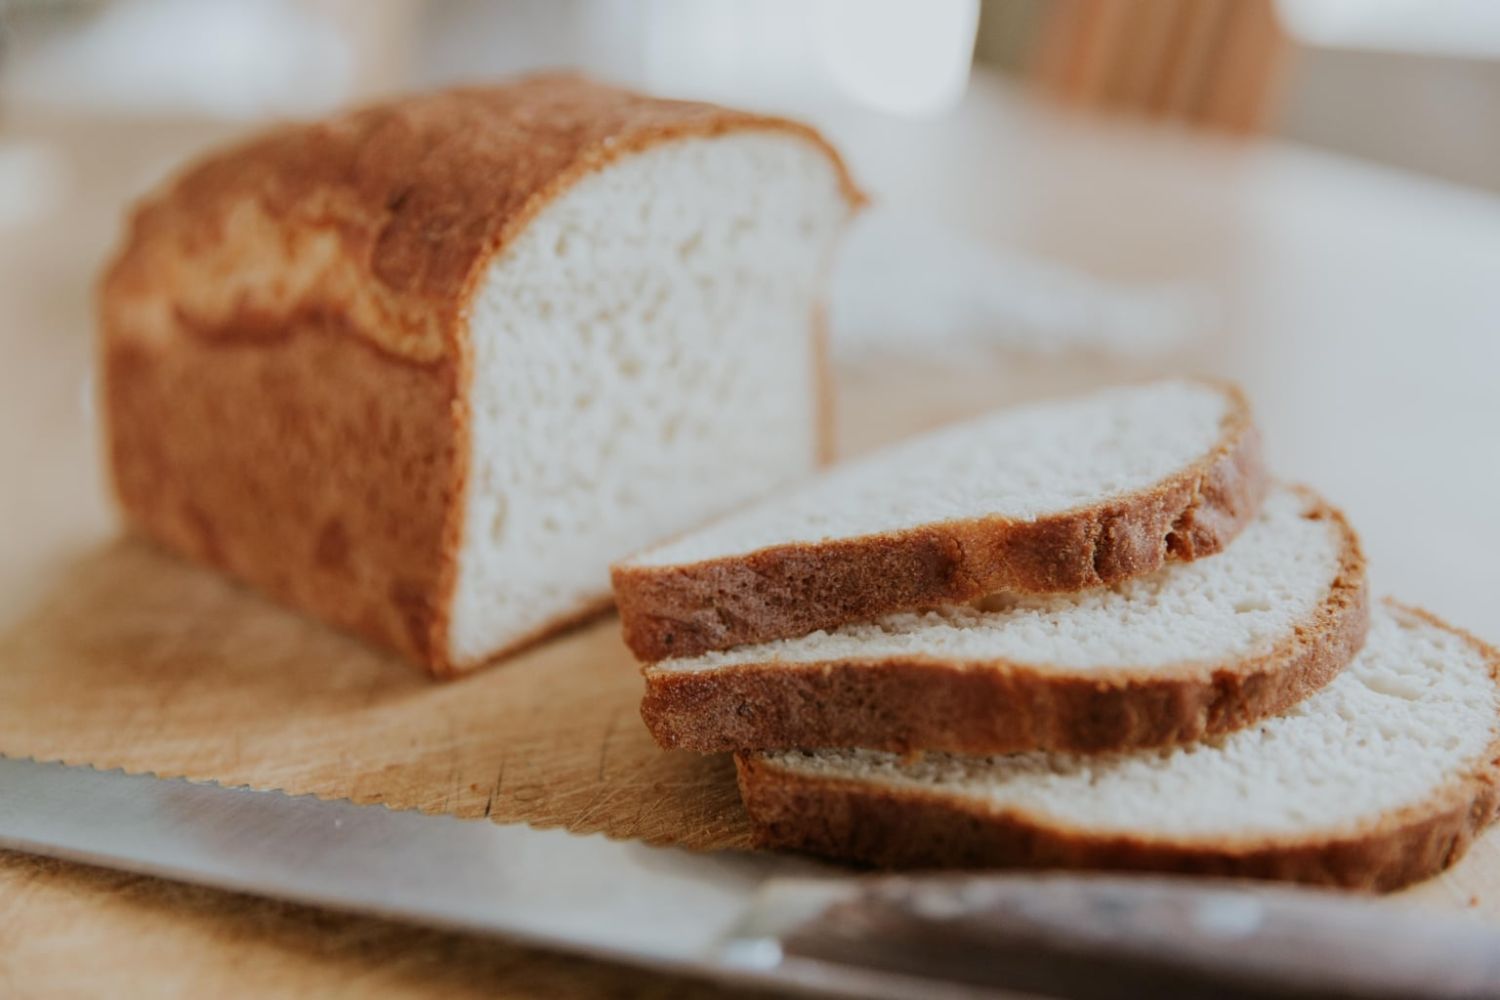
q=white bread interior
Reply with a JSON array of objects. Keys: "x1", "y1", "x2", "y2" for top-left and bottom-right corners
[
  {"x1": 449, "y1": 133, "x2": 852, "y2": 664},
  {"x1": 627, "y1": 379, "x2": 1232, "y2": 569}
]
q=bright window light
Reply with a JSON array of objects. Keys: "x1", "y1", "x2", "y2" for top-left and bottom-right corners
[
  {"x1": 818, "y1": 0, "x2": 979, "y2": 116},
  {"x1": 1277, "y1": 0, "x2": 1500, "y2": 59},
  {"x1": 639, "y1": 0, "x2": 977, "y2": 117}
]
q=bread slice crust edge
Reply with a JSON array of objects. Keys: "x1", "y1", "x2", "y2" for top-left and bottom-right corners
[
  {"x1": 615, "y1": 381, "x2": 1268, "y2": 662},
  {"x1": 642, "y1": 487, "x2": 1368, "y2": 754},
  {"x1": 733, "y1": 603, "x2": 1500, "y2": 892}
]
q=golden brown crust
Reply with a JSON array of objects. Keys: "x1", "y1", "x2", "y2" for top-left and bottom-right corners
[
  {"x1": 104, "y1": 318, "x2": 462, "y2": 668},
  {"x1": 102, "y1": 74, "x2": 863, "y2": 364},
  {"x1": 100, "y1": 75, "x2": 861, "y2": 676},
  {"x1": 642, "y1": 488, "x2": 1368, "y2": 754},
  {"x1": 615, "y1": 382, "x2": 1268, "y2": 662},
  {"x1": 735, "y1": 602, "x2": 1500, "y2": 892}
]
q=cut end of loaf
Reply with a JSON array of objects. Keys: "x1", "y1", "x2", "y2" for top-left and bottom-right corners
[
  {"x1": 445, "y1": 131, "x2": 855, "y2": 670},
  {"x1": 737, "y1": 602, "x2": 1500, "y2": 891}
]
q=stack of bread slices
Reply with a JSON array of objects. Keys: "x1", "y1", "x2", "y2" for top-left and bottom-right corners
[{"x1": 612, "y1": 379, "x2": 1500, "y2": 891}]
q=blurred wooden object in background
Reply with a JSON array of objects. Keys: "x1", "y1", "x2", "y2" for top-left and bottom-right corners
[{"x1": 1030, "y1": 0, "x2": 1291, "y2": 132}]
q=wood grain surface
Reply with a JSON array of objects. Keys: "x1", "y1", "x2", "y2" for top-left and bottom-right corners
[{"x1": 0, "y1": 535, "x2": 752, "y2": 850}]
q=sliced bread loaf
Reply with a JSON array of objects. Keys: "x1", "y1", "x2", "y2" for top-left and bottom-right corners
[
  {"x1": 642, "y1": 484, "x2": 1368, "y2": 754},
  {"x1": 613, "y1": 379, "x2": 1266, "y2": 661},
  {"x1": 737, "y1": 603, "x2": 1500, "y2": 891},
  {"x1": 102, "y1": 76, "x2": 861, "y2": 675}
]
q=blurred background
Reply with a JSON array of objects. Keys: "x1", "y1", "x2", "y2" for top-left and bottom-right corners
[
  {"x1": 7, "y1": 0, "x2": 1500, "y2": 180},
  {"x1": 4, "y1": 0, "x2": 1498, "y2": 370},
  {"x1": 2, "y1": 0, "x2": 1498, "y2": 625}
]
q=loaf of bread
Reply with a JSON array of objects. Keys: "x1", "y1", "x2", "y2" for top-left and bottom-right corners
[
  {"x1": 100, "y1": 75, "x2": 862, "y2": 675},
  {"x1": 642, "y1": 484, "x2": 1368, "y2": 755},
  {"x1": 737, "y1": 603, "x2": 1500, "y2": 891}
]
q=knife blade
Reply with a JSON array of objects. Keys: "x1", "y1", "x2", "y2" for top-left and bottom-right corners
[{"x1": 2, "y1": 755, "x2": 1499, "y2": 999}]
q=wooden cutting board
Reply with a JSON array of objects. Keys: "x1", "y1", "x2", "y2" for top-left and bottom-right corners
[{"x1": 1, "y1": 356, "x2": 1498, "y2": 924}]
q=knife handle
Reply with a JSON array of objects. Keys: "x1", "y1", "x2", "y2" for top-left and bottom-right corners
[{"x1": 728, "y1": 872, "x2": 1500, "y2": 1000}]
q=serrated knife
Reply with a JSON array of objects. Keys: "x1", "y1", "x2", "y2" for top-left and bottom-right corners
[{"x1": 2, "y1": 755, "x2": 1498, "y2": 999}]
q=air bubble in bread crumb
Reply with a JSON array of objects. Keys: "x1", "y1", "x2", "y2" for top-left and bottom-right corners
[{"x1": 488, "y1": 493, "x2": 508, "y2": 544}]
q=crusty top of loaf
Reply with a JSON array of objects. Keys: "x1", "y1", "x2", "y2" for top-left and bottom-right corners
[{"x1": 101, "y1": 74, "x2": 864, "y2": 363}]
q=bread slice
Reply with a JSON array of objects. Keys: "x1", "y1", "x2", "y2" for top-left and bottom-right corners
[
  {"x1": 642, "y1": 484, "x2": 1368, "y2": 755},
  {"x1": 101, "y1": 75, "x2": 861, "y2": 675},
  {"x1": 737, "y1": 603, "x2": 1500, "y2": 891},
  {"x1": 614, "y1": 379, "x2": 1266, "y2": 661}
]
